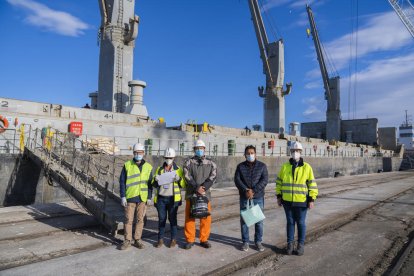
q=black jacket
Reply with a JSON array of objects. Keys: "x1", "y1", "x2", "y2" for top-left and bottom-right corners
[{"x1": 234, "y1": 160, "x2": 268, "y2": 199}]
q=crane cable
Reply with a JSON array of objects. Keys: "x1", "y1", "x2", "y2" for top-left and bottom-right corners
[
  {"x1": 348, "y1": 0, "x2": 355, "y2": 120},
  {"x1": 353, "y1": 0, "x2": 359, "y2": 119},
  {"x1": 258, "y1": 0, "x2": 283, "y2": 40}
]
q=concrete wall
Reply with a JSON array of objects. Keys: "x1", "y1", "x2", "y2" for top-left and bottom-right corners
[
  {"x1": 115, "y1": 155, "x2": 391, "y2": 190},
  {"x1": 0, "y1": 154, "x2": 70, "y2": 207},
  {"x1": 300, "y1": 119, "x2": 378, "y2": 145},
  {"x1": 0, "y1": 153, "x2": 402, "y2": 205},
  {"x1": 378, "y1": 127, "x2": 397, "y2": 150},
  {"x1": 301, "y1": 122, "x2": 326, "y2": 139},
  {"x1": 341, "y1": 119, "x2": 378, "y2": 146}
]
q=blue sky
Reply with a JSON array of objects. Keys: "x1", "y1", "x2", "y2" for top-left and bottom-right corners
[{"x1": 1, "y1": 0, "x2": 413, "y2": 130}]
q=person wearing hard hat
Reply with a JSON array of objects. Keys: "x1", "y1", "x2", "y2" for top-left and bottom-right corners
[
  {"x1": 183, "y1": 139, "x2": 217, "y2": 249},
  {"x1": 118, "y1": 143, "x2": 154, "y2": 250},
  {"x1": 276, "y1": 141, "x2": 318, "y2": 256},
  {"x1": 152, "y1": 148, "x2": 186, "y2": 248},
  {"x1": 234, "y1": 145, "x2": 268, "y2": 252}
]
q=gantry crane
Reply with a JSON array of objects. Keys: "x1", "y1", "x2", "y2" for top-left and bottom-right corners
[
  {"x1": 306, "y1": 5, "x2": 341, "y2": 141},
  {"x1": 248, "y1": 0, "x2": 292, "y2": 133}
]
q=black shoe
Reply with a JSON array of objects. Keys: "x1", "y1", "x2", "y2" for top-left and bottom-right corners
[
  {"x1": 286, "y1": 242, "x2": 293, "y2": 255},
  {"x1": 184, "y1": 242, "x2": 194, "y2": 250},
  {"x1": 296, "y1": 243, "x2": 304, "y2": 256},
  {"x1": 200, "y1": 241, "x2": 211, "y2": 249},
  {"x1": 255, "y1": 242, "x2": 265, "y2": 252}
]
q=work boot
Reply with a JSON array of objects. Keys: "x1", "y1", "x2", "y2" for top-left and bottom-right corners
[
  {"x1": 286, "y1": 242, "x2": 293, "y2": 255},
  {"x1": 200, "y1": 241, "x2": 212, "y2": 249},
  {"x1": 184, "y1": 242, "x2": 194, "y2": 250},
  {"x1": 296, "y1": 243, "x2": 305, "y2": 256},
  {"x1": 119, "y1": 240, "x2": 131, "y2": 250},
  {"x1": 241, "y1": 242, "x2": 249, "y2": 252},
  {"x1": 169, "y1": 239, "x2": 177, "y2": 248},
  {"x1": 155, "y1": 239, "x2": 164, "y2": 248},
  {"x1": 134, "y1": 239, "x2": 145, "y2": 249},
  {"x1": 255, "y1": 242, "x2": 265, "y2": 252}
]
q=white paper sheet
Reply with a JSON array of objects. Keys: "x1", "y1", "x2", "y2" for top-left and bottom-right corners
[{"x1": 157, "y1": 171, "x2": 177, "y2": 186}]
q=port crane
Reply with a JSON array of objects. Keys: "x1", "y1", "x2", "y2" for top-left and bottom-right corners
[
  {"x1": 306, "y1": 5, "x2": 341, "y2": 141},
  {"x1": 248, "y1": 0, "x2": 292, "y2": 133},
  {"x1": 388, "y1": 0, "x2": 414, "y2": 38}
]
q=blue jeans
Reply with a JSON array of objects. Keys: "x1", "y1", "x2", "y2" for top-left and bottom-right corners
[
  {"x1": 156, "y1": 195, "x2": 178, "y2": 240},
  {"x1": 240, "y1": 197, "x2": 264, "y2": 243},
  {"x1": 283, "y1": 204, "x2": 307, "y2": 245}
]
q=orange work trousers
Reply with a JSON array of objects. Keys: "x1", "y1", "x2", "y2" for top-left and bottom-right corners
[{"x1": 184, "y1": 199, "x2": 212, "y2": 243}]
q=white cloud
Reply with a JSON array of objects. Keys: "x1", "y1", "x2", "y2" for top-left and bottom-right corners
[
  {"x1": 289, "y1": 0, "x2": 318, "y2": 9},
  {"x1": 304, "y1": 80, "x2": 322, "y2": 89},
  {"x1": 261, "y1": 0, "x2": 291, "y2": 12},
  {"x1": 7, "y1": 0, "x2": 90, "y2": 37},
  {"x1": 323, "y1": 11, "x2": 412, "y2": 71},
  {"x1": 302, "y1": 96, "x2": 325, "y2": 119},
  {"x1": 261, "y1": 0, "x2": 321, "y2": 11},
  {"x1": 340, "y1": 53, "x2": 414, "y2": 127}
]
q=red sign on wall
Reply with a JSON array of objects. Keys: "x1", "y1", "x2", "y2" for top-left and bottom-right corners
[{"x1": 69, "y1": 122, "x2": 83, "y2": 136}]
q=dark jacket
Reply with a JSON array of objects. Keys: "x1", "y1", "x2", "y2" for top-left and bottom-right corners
[
  {"x1": 234, "y1": 160, "x2": 268, "y2": 199},
  {"x1": 119, "y1": 159, "x2": 153, "y2": 203}
]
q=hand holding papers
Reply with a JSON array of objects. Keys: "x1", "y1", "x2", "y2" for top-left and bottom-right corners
[{"x1": 157, "y1": 171, "x2": 177, "y2": 189}]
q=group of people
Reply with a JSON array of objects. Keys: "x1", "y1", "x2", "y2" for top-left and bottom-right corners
[{"x1": 119, "y1": 139, "x2": 318, "y2": 256}]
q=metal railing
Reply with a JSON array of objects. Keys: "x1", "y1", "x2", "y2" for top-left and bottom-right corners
[
  {"x1": 1, "y1": 126, "x2": 386, "y2": 159},
  {"x1": 75, "y1": 132, "x2": 376, "y2": 158}
]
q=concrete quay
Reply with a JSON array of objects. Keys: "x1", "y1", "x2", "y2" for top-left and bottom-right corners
[{"x1": 0, "y1": 171, "x2": 413, "y2": 275}]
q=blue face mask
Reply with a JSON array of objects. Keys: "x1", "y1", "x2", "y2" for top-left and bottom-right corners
[
  {"x1": 246, "y1": 154, "x2": 255, "y2": 162},
  {"x1": 195, "y1": 149, "x2": 204, "y2": 157},
  {"x1": 134, "y1": 154, "x2": 143, "y2": 161}
]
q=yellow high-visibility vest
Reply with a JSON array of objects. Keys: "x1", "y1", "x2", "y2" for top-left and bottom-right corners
[
  {"x1": 124, "y1": 160, "x2": 153, "y2": 201},
  {"x1": 152, "y1": 165, "x2": 186, "y2": 203},
  {"x1": 276, "y1": 161, "x2": 318, "y2": 203}
]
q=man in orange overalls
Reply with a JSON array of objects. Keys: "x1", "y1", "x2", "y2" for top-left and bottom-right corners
[{"x1": 183, "y1": 139, "x2": 217, "y2": 249}]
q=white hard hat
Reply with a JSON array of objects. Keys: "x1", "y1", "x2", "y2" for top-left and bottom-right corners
[
  {"x1": 194, "y1": 139, "x2": 206, "y2": 148},
  {"x1": 290, "y1": 141, "x2": 303, "y2": 151},
  {"x1": 164, "y1": 148, "x2": 176, "y2": 158},
  {"x1": 133, "y1": 143, "x2": 145, "y2": 152}
]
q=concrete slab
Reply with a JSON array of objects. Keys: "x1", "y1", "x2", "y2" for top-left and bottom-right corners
[
  {"x1": 232, "y1": 188, "x2": 414, "y2": 275},
  {"x1": 2, "y1": 172, "x2": 413, "y2": 275},
  {"x1": 0, "y1": 201, "x2": 88, "y2": 225},
  {"x1": 0, "y1": 214, "x2": 98, "y2": 242},
  {"x1": 0, "y1": 227, "x2": 112, "y2": 270}
]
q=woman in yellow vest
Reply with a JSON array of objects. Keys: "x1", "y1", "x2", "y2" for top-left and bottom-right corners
[
  {"x1": 119, "y1": 143, "x2": 153, "y2": 250},
  {"x1": 152, "y1": 148, "x2": 186, "y2": 248},
  {"x1": 276, "y1": 141, "x2": 318, "y2": 256}
]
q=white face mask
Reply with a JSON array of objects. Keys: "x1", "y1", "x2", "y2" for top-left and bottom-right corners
[
  {"x1": 165, "y1": 159, "x2": 173, "y2": 166},
  {"x1": 246, "y1": 154, "x2": 256, "y2": 162},
  {"x1": 291, "y1": 151, "x2": 301, "y2": 161}
]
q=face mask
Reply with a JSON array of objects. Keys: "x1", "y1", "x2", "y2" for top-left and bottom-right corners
[
  {"x1": 195, "y1": 149, "x2": 204, "y2": 157},
  {"x1": 165, "y1": 159, "x2": 173, "y2": 166},
  {"x1": 246, "y1": 154, "x2": 255, "y2": 162},
  {"x1": 134, "y1": 154, "x2": 143, "y2": 161},
  {"x1": 291, "y1": 151, "x2": 301, "y2": 161}
]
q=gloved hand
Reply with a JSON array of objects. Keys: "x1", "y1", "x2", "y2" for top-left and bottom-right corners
[
  {"x1": 154, "y1": 175, "x2": 160, "y2": 182},
  {"x1": 121, "y1": 197, "x2": 127, "y2": 207},
  {"x1": 173, "y1": 174, "x2": 181, "y2": 182},
  {"x1": 146, "y1": 199, "x2": 153, "y2": 206}
]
